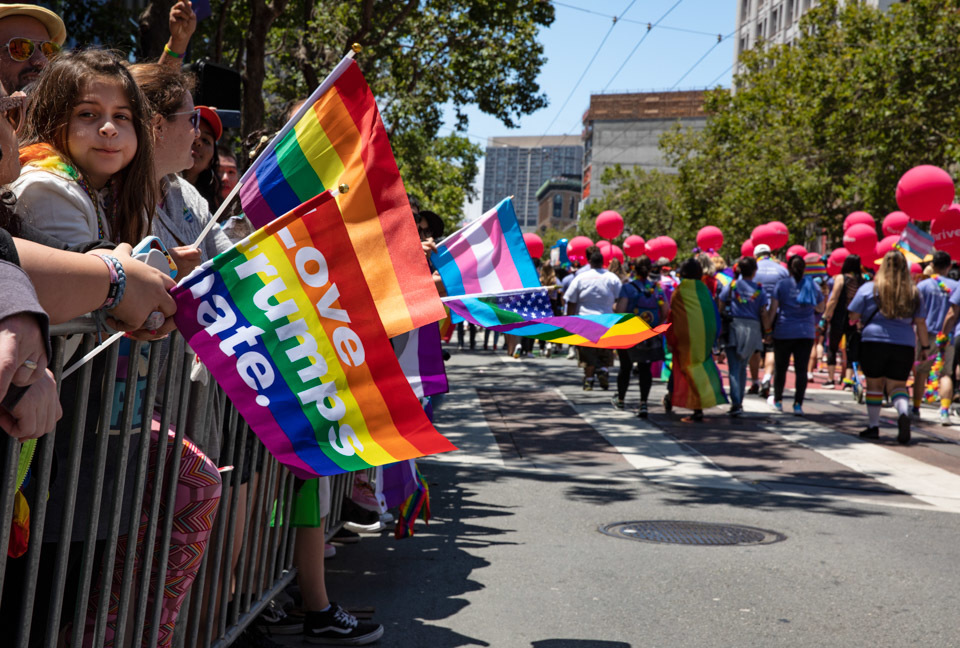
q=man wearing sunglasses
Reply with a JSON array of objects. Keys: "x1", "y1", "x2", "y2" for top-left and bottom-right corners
[{"x1": 0, "y1": 4, "x2": 65, "y2": 93}]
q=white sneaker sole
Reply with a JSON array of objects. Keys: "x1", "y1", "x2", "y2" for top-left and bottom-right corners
[{"x1": 306, "y1": 625, "x2": 385, "y2": 645}]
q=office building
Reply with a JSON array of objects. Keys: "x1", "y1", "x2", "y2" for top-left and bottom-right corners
[
  {"x1": 733, "y1": 0, "x2": 901, "y2": 73},
  {"x1": 536, "y1": 174, "x2": 581, "y2": 232},
  {"x1": 482, "y1": 136, "x2": 583, "y2": 231},
  {"x1": 581, "y1": 91, "x2": 707, "y2": 204}
]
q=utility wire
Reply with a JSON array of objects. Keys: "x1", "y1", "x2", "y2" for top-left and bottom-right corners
[
  {"x1": 706, "y1": 63, "x2": 734, "y2": 88},
  {"x1": 602, "y1": 0, "x2": 686, "y2": 91},
  {"x1": 670, "y1": 30, "x2": 734, "y2": 90},
  {"x1": 552, "y1": 1, "x2": 722, "y2": 38},
  {"x1": 535, "y1": 0, "x2": 637, "y2": 146}
]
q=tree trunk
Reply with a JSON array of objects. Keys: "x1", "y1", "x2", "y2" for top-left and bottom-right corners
[
  {"x1": 242, "y1": 0, "x2": 288, "y2": 140},
  {"x1": 137, "y1": 0, "x2": 176, "y2": 60}
]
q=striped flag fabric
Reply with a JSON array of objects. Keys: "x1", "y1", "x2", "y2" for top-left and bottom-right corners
[
  {"x1": 394, "y1": 324, "x2": 448, "y2": 399},
  {"x1": 431, "y1": 197, "x2": 540, "y2": 296},
  {"x1": 442, "y1": 288, "x2": 670, "y2": 349},
  {"x1": 238, "y1": 57, "x2": 444, "y2": 338},
  {"x1": 897, "y1": 222, "x2": 935, "y2": 264},
  {"x1": 666, "y1": 280, "x2": 727, "y2": 410},
  {"x1": 172, "y1": 191, "x2": 455, "y2": 478}
]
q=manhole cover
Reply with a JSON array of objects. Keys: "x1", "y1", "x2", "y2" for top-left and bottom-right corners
[{"x1": 598, "y1": 520, "x2": 786, "y2": 546}]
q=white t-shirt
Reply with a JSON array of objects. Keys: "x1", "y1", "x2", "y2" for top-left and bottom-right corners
[{"x1": 564, "y1": 267, "x2": 622, "y2": 315}]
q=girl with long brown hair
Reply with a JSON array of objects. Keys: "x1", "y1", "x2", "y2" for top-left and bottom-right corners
[
  {"x1": 11, "y1": 48, "x2": 157, "y2": 246},
  {"x1": 848, "y1": 250, "x2": 930, "y2": 443}
]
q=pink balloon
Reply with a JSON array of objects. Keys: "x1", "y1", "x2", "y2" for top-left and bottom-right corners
[
  {"x1": 827, "y1": 248, "x2": 850, "y2": 276},
  {"x1": 844, "y1": 211, "x2": 875, "y2": 231},
  {"x1": 523, "y1": 232, "x2": 544, "y2": 258},
  {"x1": 882, "y1": 211, "x2": 910, "y2": 237},
  {"x1": 767, "y1": 221, "x2": 789, "y2": 250},
  {"x1": 787, "y1": 244, "x2": 807, "y2": 259},
  {"x1": 696, "y1": 226, "x2": 723, "y2": 252},
  {"x1": 646, "y1": 236, "x2": 677, "y2": 262},
  {"x1": 932, "y1": 205, "x2": 960, "y2": 260},
  {"x1": 597, "y1": 239, "x2": 611, "y2": 251},
  {"x1": 751, "y1": 224, "x2": 767, "y2": 241},
  {"x1": 804, "y1": 252, "x2": 821, "y2": 264},
  {"x1": 876, "y1": 234, "x2": 899, "y2": 259},
  {"x1": 600, "y1": 244, "x2": 613, "y2": 267},
  {"x1": 911, "y1": 262, "x2": 922, "y2": 275},
  {"x1": 611, "y1": 245, "x2": 624, "y2": 263},
  {"x1": 596, "y1": 210, "x2": 624, "y2": 239},
  {"x1": 897, "y1": 165, "x2": 956, "y2": 222},
  {"x1": 843, "y1": 222, "x2": 878, "y2": 258},
  {"x1": 567, "y1": 236, "x2": 593, "y2": 259},
  {"x1": 658, "y1": 236, "x2": 677, "y2": 262},
  {"x1": 623, "y1": 235, "x2": 646, "y2": 258},
  {"x1": 752, "y1": 224, "x2": 778, "y2": 249},
  {"x1": 740, "y1": 239, "x2": 754, "y2": 258}
]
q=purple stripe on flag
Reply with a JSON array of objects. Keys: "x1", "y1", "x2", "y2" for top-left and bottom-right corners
[
  {"x1": 417, "y1": 324, "x2": 448, "y2": 397},
  {"x1": 492, "y1": 315, "x2": 611, "y2": 342},
  {"x1": 239, "y1": 172, "x2": 277, "y2": 229}
]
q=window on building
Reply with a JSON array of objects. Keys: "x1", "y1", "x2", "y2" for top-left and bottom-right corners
[
  {"x1": 741, "y1": 0, "x2": 750, "y2": 21},
  {"x1": 553, "y1": 194, "x2": 563, "y2": 221},
  {"x1": 569, "y1": 196, "x2": 577, "y2": 222}
]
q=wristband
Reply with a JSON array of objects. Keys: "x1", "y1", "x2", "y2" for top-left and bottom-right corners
[
  {"x1": 163, "y1": 44, "x2": 183, "y2": 59},
  {"x1": 95, "y1": 254, "x2": 126, "y2": 310},
  {"x1": 936, "y1": 332, "x2": 951, "y2": 346}
]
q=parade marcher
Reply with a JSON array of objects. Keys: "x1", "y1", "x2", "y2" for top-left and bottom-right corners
[
  {"x1": 565, "y1": 246, "x2": 621, "y2": 390},
  {"x1": 612, "y1": 255, "x2": 667, "y2": 417},
  {"x1": 719, "y1": 256, "x2": 768, "y2": 417},
  {"x1": 763, "y1": 254, "x2": 824, "y2": 415},
  {"x1": 663, "y1": 257, "x2": 727, "y2": 422},
  {"x1": 912, "y1": 251, "x2": 957, "y2": 424},
  {"x1": 753, "y1": 243, "x2": 789, "y2": 398},
  {"x1": 822, "y1": 254, "x2": 864, "y2": 390},
  {"x1": 848, "y1": 251, "x2": 929, "y2": 443}
]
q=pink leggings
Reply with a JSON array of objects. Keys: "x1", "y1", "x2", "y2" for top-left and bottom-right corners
[{"x1": 84, "y1": 420, "x2": 222, "y2": 647}]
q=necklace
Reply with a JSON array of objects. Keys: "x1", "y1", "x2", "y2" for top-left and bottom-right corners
[
  {"x1": 636, "y1": 279, "x2": 665, "y2": 306},
  {"x1": 730, "y1": 279, "x2": 761, "y2": 304},
  {"x1": 931, "y1": 274, "x2": 952, "y2": 295}
]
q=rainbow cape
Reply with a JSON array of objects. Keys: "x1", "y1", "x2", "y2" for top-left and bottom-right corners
[
  {"x1": 666, "y1": 279, "x2": 727, "y2": 410},
  {"x1": 239, "y1": 57, "x2": 444, "y2": 338},
  {"x1": 443, "y1": 288, "x2": 669, "y2": 349},
  {"x1": 172, "y1": 191, "x2": 456, "y2": 478}
]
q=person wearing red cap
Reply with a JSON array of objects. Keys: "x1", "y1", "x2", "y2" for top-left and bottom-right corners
[{"x1": 181, "y1": 104, "x2": 223, "y2": 210}]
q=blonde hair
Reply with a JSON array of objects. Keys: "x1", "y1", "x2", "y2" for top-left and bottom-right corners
[
  {"x1": 697, "y1": 252, "x2": 716, "y2": 276},
  {"x1": 608, "y1": 257, "x2": 626, "y2": 279},
  {"x1": 540, "y1": 263, "x2": 556, "y2": 286},
  {"x1": 874, "y1": 251, "x2": 918, "y2": 319}
]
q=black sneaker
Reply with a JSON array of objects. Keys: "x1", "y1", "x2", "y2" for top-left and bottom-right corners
[
  {"x1": 256, "y1": 599, "x2": 304, "y2": 635},
  {"x1": 583, "y1": 377, "x2": 593, "y2": 391},
  {"x1": 691, "y1": 409, "x2": 704, "y2": 422},
  {"x1": 597, "y1": 370, "x2": 610, "y2": 390},
  {"x1": 331, "y1": 527, "x2": 361, "y2": 545},
  {"x1": 662, "y1": 393, "x2": 672, "y2": 414},
  {"x1": 760, "y1": 383, "x2": 770, "y2": 399},
  {"x1": 637, "y1": 402, "x2": 648, "y2": 419},
  {"x1": 897, "y1": 413, "x2": 911, "y2": 445},
  {"x1": 747, "y1": 383, "x2": 760, "y2": 395},
  {"x1": 304, "y1": 603, "x2": 384, "y2": 645},
  {"x1": 611, "y1": 396, "x2": 625, "y2": 410},
  {"x1": 859, "y1": 426, "x2": 880, "y2": 440},
  {"x1": 729, "y1": 405, "x2": 743, "y2": 418}
]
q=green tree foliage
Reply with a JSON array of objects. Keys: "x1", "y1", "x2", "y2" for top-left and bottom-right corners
[
  {"x1": 186, "y1": 0, "x2": 554, "y2": 223},
  {"x1": 660, "y1": 0, "x2": 960, "y2": 252},
  {"x1": 44, "y1": 0, "x2": 137, "y2": 51},
  {"x1": 580, "y1": 164, "x2": 692, "y2": 250}
]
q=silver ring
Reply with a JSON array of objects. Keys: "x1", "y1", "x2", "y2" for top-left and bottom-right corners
[{"x1": 21, "y1": 359, "x2": 38, "y2": 370}]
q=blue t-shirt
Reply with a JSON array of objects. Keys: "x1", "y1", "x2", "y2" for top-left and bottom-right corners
[
  {"x1": 618, "y1": 279, "x2": 664, "y2": 326},
  {"x1": 719, "y1": 278, "x2": 768, "y2": 320},
  {"x1": 948, "y1": 284, "x2": 960, "y2": 336},
  {"x1": 918, "y1": 276, "x2": 957, "y2": 334},
  {"x1": 848, "y1": 281, "x2": 926, "y2": 347},
  {"x1": 754, "y1": 257, "x2": 789, "y2": 300},
  {"x1": 772, "y1": 276, "x2": 823, "y2": 340}
]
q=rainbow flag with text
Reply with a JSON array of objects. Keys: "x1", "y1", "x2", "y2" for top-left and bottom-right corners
[
  {"x1": 172, "y1": 192, "x2": 456, "y2": 478},
  {"x1": 239, "y1": 57, "x2": 444, "y2": 338}
]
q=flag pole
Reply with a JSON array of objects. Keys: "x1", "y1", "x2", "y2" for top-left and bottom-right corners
[{"x1": 190, "y1": 45, "x2": 362, "y2": 249}]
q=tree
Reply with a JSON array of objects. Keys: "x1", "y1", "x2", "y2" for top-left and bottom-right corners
[
  {"x1": 661, "y1": 0, "x2": 960, "y2": 252},
  {"x1": 580, "y1": 165, "x2": 693, "y2": 251},
  {"x1": 46, "y1": 0, "x2": 137, "y2": 51},
  {"x1": 184, "y1": 0, "x2": 554, "y2": 222}
]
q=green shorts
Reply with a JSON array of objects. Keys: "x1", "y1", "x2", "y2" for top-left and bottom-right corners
[{"x1": 291, "y1": 476, "x2": 331, "y2": 527}]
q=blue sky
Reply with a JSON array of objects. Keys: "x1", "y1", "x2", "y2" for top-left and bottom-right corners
[{"x1": 445, "y1": 0, "x2": 737, "y2": 218}]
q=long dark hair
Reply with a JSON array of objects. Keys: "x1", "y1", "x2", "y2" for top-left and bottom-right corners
[
  {"x1": 192, "y1": 119, "x2": 221, "y2": 211},
  {"x1": 22, "y1": 49, "x2": 157, "y2": 245},
  {"x1": 788, "y1": 255, "x2": 805, "y2": 283},
  {"x1": 635, "y1": 255, "x2": 652, "y2": 279}
]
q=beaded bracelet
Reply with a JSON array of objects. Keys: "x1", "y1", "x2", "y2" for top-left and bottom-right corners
[
  {"x1": 164, "y1": 44, "x2": 183, "y2": 59},
  {"x1": 936, "y1": 331, "x2": 951, "y2": 346},
  {"x1": 95, "y1": 254, "x2": 126, "y2": 310}
]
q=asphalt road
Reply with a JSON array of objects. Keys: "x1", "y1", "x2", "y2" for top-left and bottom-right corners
[{"x1": 315, "y1": 348, "x2": 960, "y2": 648}]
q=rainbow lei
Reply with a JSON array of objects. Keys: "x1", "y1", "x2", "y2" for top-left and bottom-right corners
[
  {"x1": 19, "y1": 143, "x2": 115, "y2": 240},
  {"x1": 931, "y1": 274, "x2": 952, "y2": 295},
  {"x1": 730, "y1": 279, "x2": 761, "y2": 304},
  {"x1": 638, "y1": 279, "x2": 665, "y2": 307},
  {"x1": 924, "y1": 351, "x2": 944, "y2": 403}
]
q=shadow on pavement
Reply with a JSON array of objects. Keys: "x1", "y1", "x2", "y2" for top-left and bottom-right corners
[
  {"x1": 531, "y1": 641, "x2": 632, "y2": 648},
  {"x1": 657, "y1": 482, "x2": 888, "y2": 518}
]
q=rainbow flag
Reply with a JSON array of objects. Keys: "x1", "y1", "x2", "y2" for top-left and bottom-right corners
[
  {"x1": 897, "y1": 222, "x2": 935, "y2": 264},
  {"x1": 666, "y1": 279, "x2": 727, "y2": 410},
  {"x1": 172, "y1": 191, "x2": 456, "y2": 478},
  {"x1": 238, "y1": 57, "x2": 444, "y2": 338},
  {"x1": 431, "y1": 197, "x2": 540, "y2": 296},
  {"x1": 804, "y1": 260, "x2": 827, "y2": 278},
  {"x1": 715, "y1": 268, "x2": 734, "y2": 289},
  {"x1": 443, "y1": 288, "x2": 669, "y2": 349}
]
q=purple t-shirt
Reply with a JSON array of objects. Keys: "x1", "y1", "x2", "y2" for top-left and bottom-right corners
[
  {"x1": 619, "y1": 279, "x2": 664, "y2": 326},
  {"x1": 772, "y1": 277, "x2": 822, "y2": 340},
  {"x1": 849, "y1": 281, "x2": 926, "y2": 347},
  {"x1": 918, "y1": 276, "x2": 957, "y2": 334},
  {"x1": 719, "y1": 278, "x2": 767, "y2": 321},
  {"x1": 754, "y1": 257, "x2": 789, "y2": 300}
]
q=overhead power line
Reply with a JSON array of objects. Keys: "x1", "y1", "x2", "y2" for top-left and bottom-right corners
[
  {"x1": 602, "y1": 0, "x2": 685, "y2": 91},
  {"x1": 552, "y1": 1, "x2": 724, "y2": 39},
  {"x1": 670, "y1": 30, "x2": 734, "y2": 90}
]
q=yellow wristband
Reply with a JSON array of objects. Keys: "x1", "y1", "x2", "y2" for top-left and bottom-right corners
[{"x1": 164, "y1": 44, "x2": 183, "y2": 59}]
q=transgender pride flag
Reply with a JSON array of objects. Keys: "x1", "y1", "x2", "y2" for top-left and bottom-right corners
[{"x1": 431, "y1": 197, "x2": 541, "y2": 296}]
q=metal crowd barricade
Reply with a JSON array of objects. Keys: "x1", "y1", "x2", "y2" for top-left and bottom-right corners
[{"x1": 0, "y1": 321, "x2": 357, "y2": 647}]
